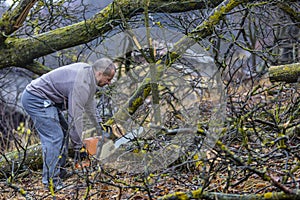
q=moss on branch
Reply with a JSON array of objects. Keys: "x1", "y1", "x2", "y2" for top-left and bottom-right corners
[{"x1": 269, "y1": 63, "x2": 300, "y2": 83}]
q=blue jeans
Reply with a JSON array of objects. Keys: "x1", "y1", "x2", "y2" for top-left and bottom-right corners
[{"x1": 21, "y1": 90, "x2": 69, "y2": 186}]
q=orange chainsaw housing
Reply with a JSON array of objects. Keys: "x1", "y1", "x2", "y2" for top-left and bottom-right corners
[
  {"x1": 83, "y1": 136, "x2": 100, "y2": 155},
  {"x1": 74, "y1": 137, "x2": 100, "y2": 169}
]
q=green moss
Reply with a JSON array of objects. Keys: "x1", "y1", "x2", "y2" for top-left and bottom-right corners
[
  {"x1": 216, "y1": 140, "x2": 227, "y2": 151},
  {"x1": 128, "y1": 96, "x2": 143, "y2": 114},
  {"x1": 143, "y1": 85, "x2": 151, "y2": 98},
  {"x1": 263, "y1": 192, "x2": 273, "y2": 199},
  {"x1": 19, "y1": 188, "x2": 27, "y2": 196},
  {"x1": 191, "y1": 188, "x2": 203, "y2": 198}
]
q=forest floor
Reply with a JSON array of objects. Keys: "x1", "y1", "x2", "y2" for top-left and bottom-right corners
[
  {"x1": 1, "y1": 77, "x2": 300, "y2": 199},
  {"x1": 1, "y1": 148, "x2": 300, "y2": 200}
]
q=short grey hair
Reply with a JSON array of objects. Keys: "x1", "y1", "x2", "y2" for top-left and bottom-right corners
[{"x1": 92, "y1": 58, "x2": 116, "y2": 76}]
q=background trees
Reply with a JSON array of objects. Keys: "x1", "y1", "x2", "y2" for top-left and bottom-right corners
[{"x1": 0, "y1": 0, "x2": 299, "y2": 199}]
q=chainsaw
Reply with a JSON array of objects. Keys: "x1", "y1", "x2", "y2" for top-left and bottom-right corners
[{"x1": 82, "y1": 124, "x2": 144, "y2": 160}]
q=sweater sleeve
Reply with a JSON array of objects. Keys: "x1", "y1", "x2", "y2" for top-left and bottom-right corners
[
  {"x1": 68, "y1": 66, "x2": 94, "y2": 150},
  {"x1": 85, "y1": 96, "x2": 102, "y2": 129},
  {"x1": 68, "y1": 84, "x2": 90, "y2": 150}
]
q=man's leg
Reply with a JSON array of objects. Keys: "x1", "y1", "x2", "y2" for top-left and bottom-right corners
[
  {"x1": 58, "y1": 111, "x2": 71, "y2": 179},
  {"x1": 21, "y1": 90, "x2": 65, "y2": 187}
]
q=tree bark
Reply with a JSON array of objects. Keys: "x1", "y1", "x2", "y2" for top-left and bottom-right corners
[
  {"x1": 269, "y1": 63, "x2": 300, "y2": 83},
  {"x1": 0, "y1": 0, "x2": 298, "y2": 74},
  {"x1": 0, "y1": 0, "x2": 38, "y2": 43}
]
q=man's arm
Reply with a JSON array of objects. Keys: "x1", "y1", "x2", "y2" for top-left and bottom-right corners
[
  {"x1": 85, "y1": 96, "x2": 103, "y2": 133},
  {"x1": 68, "y1": 86, "x2": 88, "y2": 150}
]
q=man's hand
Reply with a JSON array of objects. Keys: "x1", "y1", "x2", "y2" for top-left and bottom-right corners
[
  {"x1": 74, "y1": 147, "x2": 90, "y2": 169},
  {"x1": 99, "y1": 123, "x2": 125, "y2": 139},
  {"x1": 111, "y1": 124, "x2": 125, "y2": 138},
  {"x1": 100, "y1": 123, "x2": 112, "y2": 133},
  {"x1": 99, "y1": 123, "x2": 115, "y2": 139},
  {"x1": 74, "y1": 147, "x2": 89, "y2": 162}
]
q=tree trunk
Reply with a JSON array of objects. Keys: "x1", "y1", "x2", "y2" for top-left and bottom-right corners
[{"x1": 269, "y1": 63, "x2": 300, "y2": 83}]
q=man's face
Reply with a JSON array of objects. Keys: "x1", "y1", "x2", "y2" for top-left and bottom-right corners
[{"x1": 96, "y1": 70, "x2": 115, "y2": 87}]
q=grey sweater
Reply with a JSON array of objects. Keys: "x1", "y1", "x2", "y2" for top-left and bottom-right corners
[{"x1": 26, "y1": 62, "x2": 100, "y2": 149}]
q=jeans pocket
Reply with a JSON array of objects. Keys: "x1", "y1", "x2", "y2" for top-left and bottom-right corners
[{"x1": 43, "y1": 105, "x2": 59, "y2": 120}]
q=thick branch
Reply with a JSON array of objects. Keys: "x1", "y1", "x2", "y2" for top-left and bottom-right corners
[
  {"x1": 0, "y1": 144, "x2": 43, "y2": 178},
  {"x1": 23, "y1": 61, "x2": 52, "y2": 75},
  {"x1": 269, "y1": 63, "x2": 300, "y2": 83}
]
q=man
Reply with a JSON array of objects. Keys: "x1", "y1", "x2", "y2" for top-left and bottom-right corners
[{"x1": 21, "y1": 58, "x2": 116, "y2": 190}]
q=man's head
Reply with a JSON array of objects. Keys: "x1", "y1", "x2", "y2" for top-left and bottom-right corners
[{"x1": 92, "y1": 58, "x2": 116, "y2": 87}]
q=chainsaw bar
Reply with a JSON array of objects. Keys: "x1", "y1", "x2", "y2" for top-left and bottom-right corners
[{"x1": 96, "y1": 126, "x2": 144, "y2": 160}]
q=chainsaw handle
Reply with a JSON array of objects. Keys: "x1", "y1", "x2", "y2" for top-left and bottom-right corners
[
  {"x1": 105, "y1": 125, "x2": 113, "y2": 134},
  {"x1": 99, "y1": 123, "x2": 113, "y2": 136}
]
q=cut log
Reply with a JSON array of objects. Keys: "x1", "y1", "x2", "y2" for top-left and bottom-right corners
[
  {"x1": 0, "y1": 143, "x2": 43, "y2": 178},
  {"x1": 0, "y1": 143, "x2": 78, "y2": 178},
  {"x1": 269, "y1": 63, "x2": 300, "y2": 83}
]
